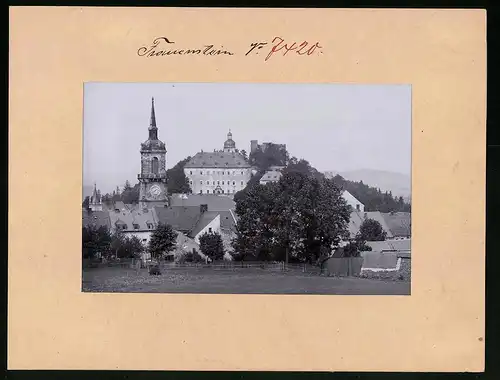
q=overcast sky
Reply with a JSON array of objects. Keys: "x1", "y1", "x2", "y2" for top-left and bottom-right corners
[{"x1": 83, "y1": 83, "x2": 411, "y2": 194}]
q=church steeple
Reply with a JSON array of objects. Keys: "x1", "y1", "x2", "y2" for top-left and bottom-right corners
[
  {"x1": 89, "y1": 182, "x2": 103, "y2": 211},
  {"x1": 149, "y1": 97, "x2": 158, "y2": 140}
]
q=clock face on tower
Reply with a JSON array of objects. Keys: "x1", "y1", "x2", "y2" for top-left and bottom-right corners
[{"x1": 149, "y1": 184, "x2": 162, "y2": 199}]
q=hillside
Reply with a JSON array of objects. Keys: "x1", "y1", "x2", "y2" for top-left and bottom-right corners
[{"x1": 324, "y1": 169, "x2": 411, "y2": 201}]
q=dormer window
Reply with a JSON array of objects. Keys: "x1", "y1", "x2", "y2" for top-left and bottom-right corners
[{"x1": 133, "y1": 223, "x2": 140, "y2": 230}]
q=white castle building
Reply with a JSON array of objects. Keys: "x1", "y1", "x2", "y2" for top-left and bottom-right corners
[{"x1": 184, "y1": 130, "x2": 252, "y2": 195}]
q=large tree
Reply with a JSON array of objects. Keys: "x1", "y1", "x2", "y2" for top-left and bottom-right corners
[
  {"x1": 249, "y1": 143, "x2": 288, "y2": 171},
  {"x1": 357, "y1": 218, "x2": 387, "y2": 241},
  {"x1": 82, "y1": 196, "x2": 90, "y2": 209},
  {"x1": 232, "y1": 171, "x2": 351, "y2": 264},
  {"x1": 148, "y1": 223, "x2": 178, "y2": 259},
  {"x1": 121, "y1": 183, "x2": 140, "y2": 204},
  {"x1": 166, "y1": 156, "x2": 192, "y2": 194},
  {"x1": 82, "y1": 225, "x2": 112, "y2": 259},
  {"x1": 199, "y1": 231, "x2": 225, "y2": 261}
]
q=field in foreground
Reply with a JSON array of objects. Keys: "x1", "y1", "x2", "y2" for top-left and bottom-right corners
[{"x1": 82, "y1": 266, "x2": 410, "y2": 295}]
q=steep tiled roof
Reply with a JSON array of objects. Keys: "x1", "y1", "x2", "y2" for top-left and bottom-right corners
[
  {"x1": 219, "y1": 210, "x2": 237, "y2": 231},
  {"x1": 188, "y1": 212, "x2": 220, "y2": 238},
  {"x1": 108, "y1": 207, "x2": 157, "y2": 232},
  {"x1": 348, "y1": 211, "x2": 394, "y2": 239},
  {"x1": 82, "y1": 210, "x2": 111, "y2": 230},
  {"x1": 153, "y1": 206, "x2": 202, "y2": 233},
  {"x1": 381, "y1": 212, "x2": 411, "y2": 237},
  {"x1": 184, "y1": 151, "x2": 251, "y2": 169},
  {"x1": 169, "y1": 193, "x2": 236, "y2": 211}
]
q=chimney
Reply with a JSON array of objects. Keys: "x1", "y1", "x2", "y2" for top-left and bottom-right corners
[
  {"x1": 250, "y1": 140, "x2": 258, "y2": 153},
  {"x1": 200, "y1": 204, "x2": 208, "y2": 213}
]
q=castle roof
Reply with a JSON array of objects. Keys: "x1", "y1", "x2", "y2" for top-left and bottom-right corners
[{"x1": 184, "y1": 151, "x2": 251, "y2": 169}]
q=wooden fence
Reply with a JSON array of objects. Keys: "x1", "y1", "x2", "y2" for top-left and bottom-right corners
[{"x1": 83, "y1": 258, "x2": 320, "y2": 274}]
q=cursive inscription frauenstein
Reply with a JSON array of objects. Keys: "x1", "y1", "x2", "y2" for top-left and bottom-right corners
[
  {"x1": 137, "y1": 37, "x2": 235, "y2": 57},
  {"x1": 137, "y1": 36, "x2": 323, "y2": 62}
]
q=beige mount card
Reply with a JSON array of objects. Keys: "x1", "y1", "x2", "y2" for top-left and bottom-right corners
[{"x1": 9, "y1": 7, "x2": 486, "y2": 372}]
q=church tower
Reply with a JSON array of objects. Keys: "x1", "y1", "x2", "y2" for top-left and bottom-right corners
[
  {"x1": 89, "y1": 183, "x2": 103, "y2": 211},
  {"x1": 138, "y1": 97, "x2": 168, "y2": 208}
]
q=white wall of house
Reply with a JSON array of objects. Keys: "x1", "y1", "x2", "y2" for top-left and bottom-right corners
[
  {"x1": 342, "y1": 190, "x2": 365, "y2": 212},
  {"x1": 194, "y1": 214, "x2": 221, "y2": 244}
]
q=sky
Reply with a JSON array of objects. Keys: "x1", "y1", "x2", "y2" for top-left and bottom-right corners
[{"x1": 83, "y1": 83, "x2": 411, "y2": 195}]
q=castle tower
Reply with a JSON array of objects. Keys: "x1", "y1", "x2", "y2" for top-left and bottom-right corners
[
  {"x1": 223, "y1": 129, "x2": 236, "y2": 153},
  {"x1": 89, "y1": 183, "x2": 103, "y2": 211},
  {"x1": 138, "y1": 97, "x2": 168, "y2": 209}
]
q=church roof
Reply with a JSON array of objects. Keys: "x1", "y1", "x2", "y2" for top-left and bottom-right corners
[{"x1": 184, "y1": 151, "x2": 251, "y2": 169}]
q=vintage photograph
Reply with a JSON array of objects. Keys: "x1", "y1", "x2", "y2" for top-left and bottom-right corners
[{"x1": 82, "y1": 83, "x2": 411, "y2": 295}]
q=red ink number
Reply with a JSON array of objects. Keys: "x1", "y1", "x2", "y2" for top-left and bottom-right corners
[{"x1": 264, "y1": 37, "x2": 322, "y2": 61}]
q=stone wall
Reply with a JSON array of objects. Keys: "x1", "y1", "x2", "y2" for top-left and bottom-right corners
[{"x1": 360, "y1": 257, "x2": 411, "y2": 282}]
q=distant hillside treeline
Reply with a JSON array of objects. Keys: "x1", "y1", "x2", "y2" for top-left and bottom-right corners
[{"x1": 331, "y1": 175, "x2": 411, "y2": 213}]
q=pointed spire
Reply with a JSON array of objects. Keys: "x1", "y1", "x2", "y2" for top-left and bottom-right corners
[
  {"x1": 150, "y1": 97, "x2": 157, "y2": 129},
  {"x1": 91, "y1": 182, "x2": 98, "y2": 203}
]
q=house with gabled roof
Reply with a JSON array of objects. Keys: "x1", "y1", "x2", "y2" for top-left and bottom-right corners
[{"x1": 108, "y1": 204, "x2": 157, "y2": 245}]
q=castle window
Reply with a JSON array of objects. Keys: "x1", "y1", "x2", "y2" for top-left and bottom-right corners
[
  {"x1": 241, "y1": 171, "x2": 243, "y2": 175},
  {"x1": 232, "y1": 181, "x2": 235, "y2": 185},
  {"x1": 213, "y1": 181, "x2": 215, "y2": 185},
  {"x1": 200, "y1": 180, "x2": 203, "y2": 184},
  {"x1": 200, "y1": 171, "x2": 203, "y2": 175},
  {"x1": 217, "y1": 181, "x2": 219, "y2": 185},
  {"x1": 190, "y1": 180, "x2": 193, "y2": 185},
  {"x1": 208, "y1": 227, "x2": 212, "y2": 233},
  {"x1": 222, "y1": 190, "x2": 224, "y2": 194},
  {"x1": 190, "y1": 171, "x2": 192, "y2": 175},
  {"x1": 199, "y1": 190, "x2": 202, "y2": 194},
  {"x1": 151, "y1": 157, "x2": 159, "y2": 175},
  {"x1": 206, "y1": 190, "x2": 209, "y2": 194},
  {"x1": 241, "y1": 181, "x2": 244, "y2": 185},
  {"x1": 222, "y1": 181, "x2": 224, "y2": 185},
  {"x1": 222, "y1": 171, "x2": 224, "y2": 175},
  {"x1": 356, "y1": 204, "x2": 360, "y2": 211},
  {"x1": 213, "y1": 190, "x2": 216, "y2": 194},
  {"x1": 206, "y1": 181, "x2": 209, "y2": 185}
]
